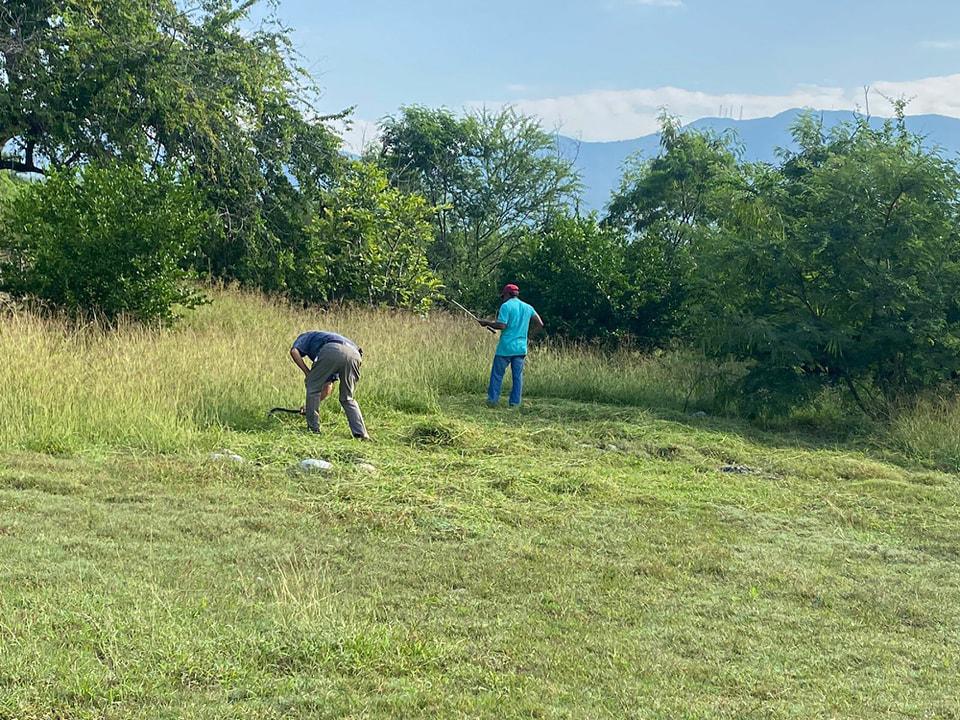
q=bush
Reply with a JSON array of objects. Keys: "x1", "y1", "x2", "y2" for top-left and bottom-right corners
[
  {"x1": 0, "y1": 164, "x2": 207, "y2": 322},
  {"x1": 698, "y1": 111, "x2": 960, "y2": 416},
  {"x1": 502, "y1": 213, "x2": 627, "y2": 343},
  {"x1": 292, "y1": 162, "x2": 442, "y2": 312},
  {"x1": 0, "y1": 171, "x2": 24, "y2": 208},
  {"x1": 502, "y1": 211, "x2": 698, "y2": 348}
]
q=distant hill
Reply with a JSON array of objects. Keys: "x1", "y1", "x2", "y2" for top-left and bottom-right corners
[{"x1": 561, "y1": 109, "x2": 960, "y2": 213}]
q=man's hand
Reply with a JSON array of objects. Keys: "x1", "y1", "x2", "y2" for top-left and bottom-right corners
[{"x1": 319, "y1": 381, "x2": 334, "y2": 402}]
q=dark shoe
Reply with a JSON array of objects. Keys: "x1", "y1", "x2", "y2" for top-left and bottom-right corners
[{"x1": 354, "y1": 434, "x2": 372, "y2": 441}]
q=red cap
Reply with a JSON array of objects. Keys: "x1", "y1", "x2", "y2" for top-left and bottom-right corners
[{"x1": 501, "y1": 283, "x2": 520, "y2": 296}]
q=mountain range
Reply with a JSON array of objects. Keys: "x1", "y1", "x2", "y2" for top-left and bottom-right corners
[{"x1": 560, "y1": 109, "x2": 960, "y2": 213}]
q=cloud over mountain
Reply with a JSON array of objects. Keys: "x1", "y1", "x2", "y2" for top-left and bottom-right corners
[{"x1": 479, "y1": 74, "x2": 960, "y2": 142}]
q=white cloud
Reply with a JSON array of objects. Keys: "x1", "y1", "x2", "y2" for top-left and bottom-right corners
[
  {"x1": 474, "y1": 74, "x2": 960, "y2": 141},
  {"x1": 870, "y1": 74, "x2": 960, "y2": 116},
  {"x1": 920, "y1": 40, "x2": 960, "y2": 50},
  {"x1": 339, "y1": 72, "x2": 960, "y2": 153}
]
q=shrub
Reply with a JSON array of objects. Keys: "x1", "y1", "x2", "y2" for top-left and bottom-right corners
[
  {"x1": 699, "y1": 111, "x2": 960, "y2": 416},
  {"x1": 502, "y1": 211, "x2": 699, "y2": 348},
  {"x1": 0, "y1": 171, "x2": 24, "y2": 208},
  {"x1": 293, "y1": 161, "x2": 442, "y2": 312},
  {"x1": 0, "y1": 164, "x2": 207, "y2": 322},
  {"x1": 502, "y1": 213, "x2": 628, "y2": 344}
]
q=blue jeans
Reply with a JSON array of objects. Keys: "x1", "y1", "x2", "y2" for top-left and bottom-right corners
[{"x1": 487, "y1": 354, "x2": 526, "y2": 406}]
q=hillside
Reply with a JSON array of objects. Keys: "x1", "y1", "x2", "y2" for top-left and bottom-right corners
[
  {"x1": 1, "y1": 291, "x2": 959, "y2": 718},
  {"x1": 565, "y1": 110, "x2": 960, "y2": 212}
]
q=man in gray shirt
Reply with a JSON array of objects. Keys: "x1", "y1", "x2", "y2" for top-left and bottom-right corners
[{"x1": 289, "y1": 331, "x2": 370, "y2": 440}]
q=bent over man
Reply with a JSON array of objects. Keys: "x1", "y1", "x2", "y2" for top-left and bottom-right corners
[
  {"x1": 478, "y1": 284, "x2": 543, "y2": 407},
  {"x1": 289, "y1": 330, "x2": 370, "y2": 440}
]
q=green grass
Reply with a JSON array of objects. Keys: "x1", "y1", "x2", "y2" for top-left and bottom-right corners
[
  {"x1": 2, "y1": 290, "x2": 960, "y2": 718},
  {"x1": 0, "y1": 290, "x2": 729, "y2": 455}
]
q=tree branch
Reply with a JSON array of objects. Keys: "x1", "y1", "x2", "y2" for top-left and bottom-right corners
[{"x1": 1, "y1": 140, "x2": 43, "y2": 174}]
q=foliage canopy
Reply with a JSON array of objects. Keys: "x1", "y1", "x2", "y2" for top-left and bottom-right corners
[{"x1": 0, "y1": 164, "x2": 207, "y2": 322}]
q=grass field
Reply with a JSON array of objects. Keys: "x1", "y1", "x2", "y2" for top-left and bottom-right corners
[{"x1": 2, "y1": 290, "x2": 959, "y2": 718}]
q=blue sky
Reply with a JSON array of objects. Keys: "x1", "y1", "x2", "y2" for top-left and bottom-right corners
[{"x1": 257, "y1": 0, "x2": 960, "y2": 147}]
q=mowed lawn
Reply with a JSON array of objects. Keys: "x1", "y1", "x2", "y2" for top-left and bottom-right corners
[{"x1": 2, "y1": 396, "x2": 959, "y2": 719}]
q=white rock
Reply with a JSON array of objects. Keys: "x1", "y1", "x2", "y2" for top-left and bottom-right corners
[
  {"x1": 356, "y1": 462, "x2": 377, "y2": 474},
  {"x1": 297, "y1": 458, "x2": 333, "y2": 473},
  {"x1": 209, "y1": 450, "x2": 244, "y2": 463}
]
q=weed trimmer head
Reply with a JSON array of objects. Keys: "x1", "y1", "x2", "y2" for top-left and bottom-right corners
[{"x1": 268, "y1": 406, "x2": 304, "y2": 417}]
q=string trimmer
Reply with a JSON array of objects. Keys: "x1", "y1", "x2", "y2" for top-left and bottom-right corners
[{"x1": 449, "y1": 299, "x2": 496, "y2": 334}]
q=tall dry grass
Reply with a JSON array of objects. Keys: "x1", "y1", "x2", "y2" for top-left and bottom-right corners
[
  {"x1": 879, "y1": 395, "x2": 960, "y2": 472},
  {"x1": 0, "y1": 288, "x2": 724, "y2": 454},
  {"x1": 5, "y1": 287, "x2": 954, "y2": 468}
]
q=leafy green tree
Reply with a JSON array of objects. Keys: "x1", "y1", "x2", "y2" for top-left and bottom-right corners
[
  {"x1": 0, "y1": 0, "x2": 345, "y2": 290},
  {"x1": 502, "y1": 213, "x2": 628, "y2": 343},
  {"x1": 376, "y1": 106, "x2": 580, "y2": 304},
  {"x1": 0, "y1": 164, "x2": 207, "y2": 322},
  {"x1": 699, "y1": 110, "x2": 960, "y2": 416},
  {"x1": 605, "y1": 115, "x2": 743, "y2": 346},
  {"x1": 295, "y1": 162, "x2": 442, "y2": 312}
]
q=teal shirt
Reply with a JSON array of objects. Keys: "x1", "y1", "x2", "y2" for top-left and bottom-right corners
[{"x1": 495, "y1": 298, "x2": 537, "y2": 356}]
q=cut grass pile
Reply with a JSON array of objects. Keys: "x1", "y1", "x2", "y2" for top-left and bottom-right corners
[{"x1": 1, "y1": 290, "x2": 959, "y2": 718}]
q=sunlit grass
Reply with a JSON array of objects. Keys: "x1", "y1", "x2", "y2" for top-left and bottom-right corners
[
  {"x1": 2, "y1": 289, "x2": 960, "y2": 718},
  {"x1": 0, "y1": 288, "x2": 726, "y2": 454}
]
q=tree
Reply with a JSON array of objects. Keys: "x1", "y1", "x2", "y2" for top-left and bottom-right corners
[
  {"x1": 0, "y1": 0, "x2": 345, "y2": 290},
  {"x1": 604, "y1": 114, "x2": 744, "y2": 345},
  {"x1": 698, "y1": 110, "x2": 960, "y2": 416},
  {"x1": 294, "y1": 162, "x2": 442, "y2": 312},
  {"x1": 376, "y1": 106, "x2": 580, "y2": 305},
  {"x1": 0, "y1": 164, "x2": 207, "y2": 322}
]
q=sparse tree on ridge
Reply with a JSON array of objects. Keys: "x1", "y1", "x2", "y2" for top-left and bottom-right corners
[{"x1": 376, "y1": 106, "x2": 581, "y2": 306}]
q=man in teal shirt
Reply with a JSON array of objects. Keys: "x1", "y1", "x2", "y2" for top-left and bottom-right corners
[{"x1": 479, "y1": 283, "x2": 544, "y2": 407}]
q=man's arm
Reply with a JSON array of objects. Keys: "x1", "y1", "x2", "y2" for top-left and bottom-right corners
[
  {"x1": 531, "y1": 312, "x2": 544, "y2": 334},
  {"x1": 480, "y1": 303, "x2": 509, "y2": 331},
  {"x1": 289, "y1": 347, "x2": 311, "y2": 376}
]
